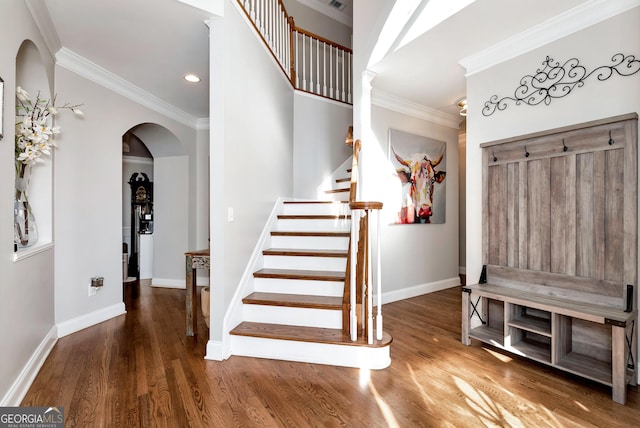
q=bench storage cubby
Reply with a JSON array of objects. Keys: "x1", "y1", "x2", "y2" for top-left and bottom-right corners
[{"x1": 462, "y1": 114, "x2": 639, "y2": 404}]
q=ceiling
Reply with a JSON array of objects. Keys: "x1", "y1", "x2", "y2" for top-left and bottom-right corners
[
  {"x1": 368, "y1": 0, "x2": 591, "y2": 118},
  {"x1": 38, "y1": 0, "x2": 610, "y2": 125},
  {"x1": 43, "y1": 0, "x2": 212, "y2": 121}
]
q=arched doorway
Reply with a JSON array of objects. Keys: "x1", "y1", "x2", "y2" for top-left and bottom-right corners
[{"x1": 122, "y1": 123, "x2": 189, "y2": 295}]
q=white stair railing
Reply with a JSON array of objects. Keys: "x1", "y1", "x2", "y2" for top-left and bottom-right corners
[
  {"x1": 238, "y1": 0, "x2": 352, "y2": 105},
  {"x1": 292, "y1": 28, "x2": 352, "y2": 103}
]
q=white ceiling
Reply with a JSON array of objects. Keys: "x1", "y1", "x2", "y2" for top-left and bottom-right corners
[
  {"x1": 43, "y1": 0, "x2": 212, "y2": 121},
  {"x1": 37, "y1": 0, "x2": 625, "y2": 126}
]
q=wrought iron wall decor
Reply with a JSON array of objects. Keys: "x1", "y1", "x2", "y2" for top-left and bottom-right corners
[{"x1": 482, "y1": 53, "x2": 640, "y2": 117}]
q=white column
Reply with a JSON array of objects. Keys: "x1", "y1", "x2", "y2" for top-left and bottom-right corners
[{"x1": 359, "y1": 70, "x2": 376, "y2": 201}]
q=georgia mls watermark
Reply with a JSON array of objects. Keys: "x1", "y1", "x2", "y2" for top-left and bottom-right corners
[{"x1": 0, "y1": 407, "x2": 64, "y2": 428}]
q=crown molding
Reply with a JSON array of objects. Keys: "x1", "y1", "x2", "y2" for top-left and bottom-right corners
[
  {"x1": 55, "y1": 48, "x2": 200, "y2": 129},
  {"x1": 460, "y1": 0, "x2": 640, "y2": 76},
  {"x1": 296, "y1": 0, "x2": 352, "y2": 27},
  {"x1": 25, "y1": 0, "x2": 61, "y2": 63},
  {"x1": 372, "y1": 89, "x2": 461, "y2": 129}
]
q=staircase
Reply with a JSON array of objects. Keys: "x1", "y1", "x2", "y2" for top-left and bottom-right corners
[{"x1": 228, "y1": 163, "x2": 392, "y2": 369}]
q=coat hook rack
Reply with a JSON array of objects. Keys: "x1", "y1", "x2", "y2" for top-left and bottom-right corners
[
  {"x1": 609, "y1": 130, "x2": 615, "y2": 145},
  {"x1": 524, "y1": 145, "x2": 530, "y2": 157},
  {"x1": 563, "y1": 138, "x2": 568, "y2": 152}
]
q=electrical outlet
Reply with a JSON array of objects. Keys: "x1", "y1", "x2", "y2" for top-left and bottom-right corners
[{"x1": 89, "y1": 276, "x2": 104, "y2": 296}]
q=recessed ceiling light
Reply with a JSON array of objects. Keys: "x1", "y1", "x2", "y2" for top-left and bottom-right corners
[{"x1": 184, "y1": 74, "x2": 201, "y2": 83}]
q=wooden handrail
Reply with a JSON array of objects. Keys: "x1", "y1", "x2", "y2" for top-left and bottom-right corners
[{"x1": 291, "y1": 26, "x2": 353, "y2": 53}]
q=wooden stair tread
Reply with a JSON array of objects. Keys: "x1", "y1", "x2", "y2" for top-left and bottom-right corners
[
  {"x1": 271, "y1": 231, "x2": 350, "y2": 237},
  {"x1": 253, "y1": 268, "x2": 345, "y2": 281},
  {"x1": 243, "y1": 292, "x2": 342, "y2": 309},
  {"x1": 324, "y1": 188, "x2": 349, "y2": 194},
  {"x1": 335, "y1": 177, "x2": 350, "y2": 183},
  {"x1": 277, "y1": 214, "x2": 350, "y2": 220},
  {"x1": 263, "y1": 248, "x2": 347, "y2": 257},
  {"x1": 230, "y1": 322, "x2": 393, "y2": 347}
]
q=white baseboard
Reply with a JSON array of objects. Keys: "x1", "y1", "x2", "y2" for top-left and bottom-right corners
[
  {"x1": 56, "y1": 303, "x2": 126, "y2": 337},
  {"x1": 151, "y1": 278, "x2": 209, "y2": 289},
  {"x1": 1, "y1": 326, "x2": 58, "y2": 406},
  {"x1": 205, "y1": 340, "x2": 225, "y2": 361},
  {"x1": 381, "y1": 277, "x2": 461, "y2": 305}
]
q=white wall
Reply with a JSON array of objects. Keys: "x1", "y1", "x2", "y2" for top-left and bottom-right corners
[
  {"x1": 370, "y1": 105, "x2": 460, "y2": 299},
  {"x1": 0, "y1": 1, "x2": 57, "y2": 405},
  {"x1": 465, "y1": 6, "x2": 640, "y2": 376},
  {"x1": 152, "y1": 156, "x2": 189, "y2": 284},
  {"x1": 209, "y1": 1, "x2": 295, "y2": 348},
  {"x1": 53, "y1": 67, "x2": 200, "y2": 331},
  {"x1": 352, "y1": 0, "x2": 396, "y2": 139},
  {"x1": 292, "y1": 92, "x2": 352, "y2": 199}
]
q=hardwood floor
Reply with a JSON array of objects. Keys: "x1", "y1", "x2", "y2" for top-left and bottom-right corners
[{"x1": 22, "y1": 283, "x2": 640, "y2": 427}]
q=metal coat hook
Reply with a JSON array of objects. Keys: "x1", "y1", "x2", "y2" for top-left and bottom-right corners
[
  {"x1": 609, "y1": 130, "x2": 615, "y2": 145},
  {"x1": 562, "y1": 138, "x2": 568, "y2": 152},
  {"x1": 493, "y1": 151, "x2": 497, "y2": 162},
  {"x1": 524, "y1": 145, "x2": 530, "y2": 158}
]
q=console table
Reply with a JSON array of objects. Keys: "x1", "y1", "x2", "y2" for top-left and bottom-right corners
[{"x1": 185, "y1": 249, "x2": 209, "y2": 336}]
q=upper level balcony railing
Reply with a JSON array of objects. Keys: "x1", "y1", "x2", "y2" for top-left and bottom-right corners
[{"x1": 238, "y1": 0, "x2": 353, "y2": 104}]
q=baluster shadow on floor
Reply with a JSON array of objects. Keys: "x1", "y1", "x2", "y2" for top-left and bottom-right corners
[{"x1": 22, "y1": 284, "x2": 640, "y2": 427}]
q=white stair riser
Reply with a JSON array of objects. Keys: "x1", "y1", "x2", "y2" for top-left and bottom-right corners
[
  {"x1": 243, "y1": 305, "x2": 342, "y2": 329},
  {"x1": 230, "y1": 336, "x2": 391, "y2": 369},
  {"x1": 283, "y1": 203, "x2": 349, "y2": 216},
  {"x1": 322, "y1": 192, "x2": 350, "y2": 202},
  {"x1": 270, "y1": 235, "x2": 349, "y2": 250},
  {"x1": 276, "y1": 219, "x2": 350, "y2": 232},
  {"x1": 253, "y1": 278, "x2": 344, "y2": 297},
  {"x1": 263, "y1": 255, "x2": 346, "y2": 271}
]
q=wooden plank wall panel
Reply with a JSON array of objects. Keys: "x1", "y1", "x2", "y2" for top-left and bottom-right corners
[
  {"x1": 527, "y1": 158, "x2": 551, "y2": 272},
  {"x1": 487, "y1": 165, "x2": 508, "y2": 266},
  {"x1": 518, "y1": 161, "x2": 529, "y2": 269},
  {"x1": 549, "y1": 155, "x2": 578, "y2": 276},
  {"x1": 593, "y1": 150, "x2": 607, "y2": 281},
  {"x1": 506, "y1": 163, "x2": 519, "y2": 267},
  {"x1": 623, "y1": 120, "x2": 638, "y2": 302},
  {"x1": 576, "y1": 153, "x2": 595, "y2": 278},
  {"x1": 481, "y1": 114, "x2": 637, "y2": 301},
  {"x1": 604, "y1": 148, "x2": 624, "y2": 283}
]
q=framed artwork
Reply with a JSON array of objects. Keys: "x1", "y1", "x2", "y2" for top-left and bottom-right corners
[
  {"x1": 388, "y1": 128, "x2": 446, "y2": 224},
  {"x1": 0, "y1": 77, "x2": 4, "y2": 140}
]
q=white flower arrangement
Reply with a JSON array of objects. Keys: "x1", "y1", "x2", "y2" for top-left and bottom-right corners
[{"x1": 14, "y1": 86, "x2": 83, "y2": 180}]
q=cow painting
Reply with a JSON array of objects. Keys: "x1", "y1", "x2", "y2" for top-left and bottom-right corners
[{"x1": 389, "y1": 130, "x2": 446, "y2": 224}]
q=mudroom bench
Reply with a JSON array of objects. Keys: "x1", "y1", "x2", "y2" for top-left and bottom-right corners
[
  {"x1": 462, "y1": 114, "x2": 639, "y2": 404},
  {"x1": 462, "y1": 270, "x2": 637, "y2": 404}
]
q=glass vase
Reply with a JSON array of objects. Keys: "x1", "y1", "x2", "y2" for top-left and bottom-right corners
[{"x1": 14, "y1": 196, "x2": 38, "y2": 249}]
